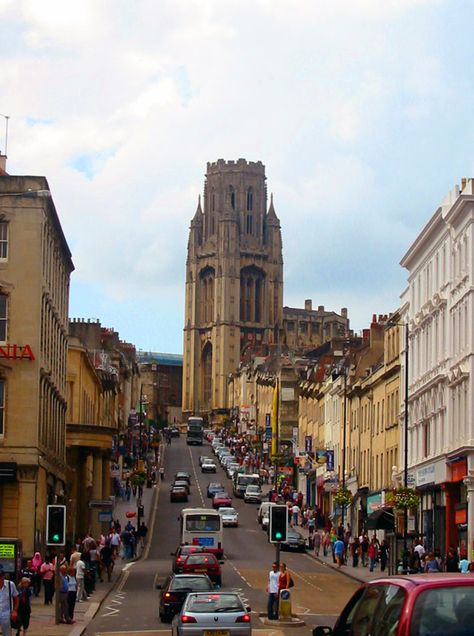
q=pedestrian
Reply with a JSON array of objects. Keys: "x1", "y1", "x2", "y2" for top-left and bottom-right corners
[
  {"x1": 313, "y1": 531, "x2": 321, "y2": 557},
  {"x1": 334, "y1": 537, "x2": 345, "y2": 568},
  {"x1": 59, "y1": 565, "x2": 72, "y2": 624},
  {"x1": 100, "y1": 542, "x2": 114, "y2": 582},
  {"x1": 67, "y1": 565, "x2": 77, "y2": 622},
  {"x1": 380, "y1": 539, "x2": 389, "y2": 572},
  {"x1": 351, "y1": 537, "x2": 360, "y2": 568},
  {"x1": 40, "y1": 555, "x2": 54, "y2": 605},
  {"x1": 459, "y1": 553, "x2": 470, "y2": 574},
  {"x1": 360, "y1": 534, "x2": 369, "y2": 567},
  {"x1": 159, "y1": 467, "x2": 165, "y2": 481},
  {"x1": 75, "y1": 556, "x2": 88, "y2": 602},
  {"x1": 0, "y1": 565, "x2": 19, "y2": 636},
  {"x1": 322, "y1": 531, "x2": 330, "y2": 557},
  {"x1": 267, "y1": 562, "x2": 280, "y2": 620},
  {"x1": 279, "y1": 563, "x2": 291, "y2": 591},
  {"x1": 368, "y1": 537, "x2": 378, "y2": 572},
  {"x1": 291, "y1": 503, "x2": 300, "y2": 526},
  {"x1": 109, "y1": 528, "x2": 121, "y2": 557},
  {"x1": 445, "y1": 547, "x2": 459, "y2": 572},
  {"x1": 307, "y1": 509, "x2": 315, "y2": 536},
  {"x1": 424, "y1": 552, "x2": 440, "y2": 573},
  {"x1": 138, "y1": 522, "x2": 148, "y2": 549},
  {"x1": 330, "y1": 527, "x2": 338, "y2": 563},
  {"x1": 31, "y1": 552, "x2": 42, "y2": 597},
  {"x1": 16, "y1": 577, "x2": 33, "y2": 636}
]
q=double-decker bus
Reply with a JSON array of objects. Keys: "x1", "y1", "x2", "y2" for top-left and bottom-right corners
[
  {"x1": 186, "y1": 416, "x2": 204, "y2": 445},
  {"x1": 180, "y1": 507, "x2": 224, "y2": 558}
]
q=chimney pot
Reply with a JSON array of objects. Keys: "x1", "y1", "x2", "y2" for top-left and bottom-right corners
[{"x1": 304, "y1": 299, "x2": 312, "y2": 311}]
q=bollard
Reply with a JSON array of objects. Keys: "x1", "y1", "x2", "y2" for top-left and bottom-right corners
[{"x1": 279, "y1": 589, "x2": 292, "y2": 619}]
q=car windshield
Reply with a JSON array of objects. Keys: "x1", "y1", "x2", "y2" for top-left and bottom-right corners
[
  {"x1": 171, "y1": 577, "x2": 211, "y2": 591},
  {"x1": 216, "y1": 492, "x2": 229, "y2": 498},
  {"x1": 185, "y1": 514, "x2": 220, "y2": 532},
  {"x1": 410, "y1": 586, "x2": 474, "y2": 636},
  {"x1": 186, "y1": 593, "x2": 243, "y2": 613},
  {"x1": 186, "y1": 554, "x2": 217, "y2": 565},
  {"x1": 220, "y1": 508, "x2": 236, "y2": 515}
]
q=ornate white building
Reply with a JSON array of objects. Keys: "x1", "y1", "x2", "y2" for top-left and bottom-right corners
[{"x1": 401, "y1": 177, "x2": 474, "y2": 554}]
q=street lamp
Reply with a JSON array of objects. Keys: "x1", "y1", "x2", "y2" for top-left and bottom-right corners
[
  {"x1": 332, "y1": 365, "x2": 348, "y2": 531},
  {"x1": 388, "y1": 319, "x2": 410, "y2": 571}
]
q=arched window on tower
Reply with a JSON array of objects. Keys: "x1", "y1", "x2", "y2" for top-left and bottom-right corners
[
  {"x1": 201, "y1": 342, "x2": 213, "y2": 410},
  {"x1": 229, "y1": 185, "x2": 236, "y2": 210},
  {"x1": 240, "y1": 266, "x2": 265, "y2": 323},
  {"x1": 246, "y1": 187, "x2": 253, "y2": 211},
  {"x1": 246, "y1": 214, "x2": 253, "y2": 234},
  {"x1": 199, "y1": 267, "x2": 215, "y2": 324}
]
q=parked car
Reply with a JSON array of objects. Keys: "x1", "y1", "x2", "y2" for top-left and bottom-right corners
[
  {"x1": 201, "y1": 460, "x2": 217, "y2": 473},
  {"x1": 172, "y1": 592, "x2": 251, "y2": 636},
  {"x1": 213, "y1": 491, "x2": 233, "y2": 509},
  {"x1": 172, "y1": 480, "x2": 190, "y2": 495},
  {"x1": 219, "y1": 507, "x2": 239, "y2": 527},
  {"x1": 170, "y1": 486, "x2": 188, "y2": 503},
  {"x1": 281, "y1": 528, "x2": 306, "y2": 552},
  {"x1": 175, "y1": 471, "x2": 191, "y2": 484},
  {"x1": 157, "y1": 573, "x2": 213, "y2": 623},
  {"x1": 312, "y1": 574, "x2": 474, "y2": 636},
  {"x1": 226, "y1": 463, "x2": 240, "y2": 479},
  {"x1": 244, "y1": 484, "x2": 263, "y2": 504},
  {"x1": 181, "y1": 553, "x2": 222, "y2": 586},
  {"x1": 207, "y1": 482, "x2": 225, "y2": 498},
  {"x1": 199, "y1": 455, "x2": 212, "y2": 467},
  {"x1": 171, "y1": 545, "x2": 208, "y2": 573}
]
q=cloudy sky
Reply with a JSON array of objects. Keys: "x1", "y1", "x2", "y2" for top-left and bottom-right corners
[{"x1": 1, "y1": 0, "x2": 474, "y2": 354}]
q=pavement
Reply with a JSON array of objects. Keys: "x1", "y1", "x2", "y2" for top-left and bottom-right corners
[{"x1": 23, "y1": 478, "x2": 159, "y2": 636}]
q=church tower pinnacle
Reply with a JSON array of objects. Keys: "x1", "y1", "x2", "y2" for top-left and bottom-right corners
[{"x1": 182, "y1": 159, "x2": 283, "y2": 420}]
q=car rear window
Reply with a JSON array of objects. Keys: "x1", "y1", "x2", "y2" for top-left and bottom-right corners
[
  {"x1": 171, "y1": 577, "x2": 212, "y2": 591},
  {"x1": 410, "y1": 586, "x2": 474, "y2": 635},
  {"x1": 186, "y1": 554, "x2": 217, "y2": 565},
  {"x1": 187, "y1": 593, "x2": 243, "y2": 612}
]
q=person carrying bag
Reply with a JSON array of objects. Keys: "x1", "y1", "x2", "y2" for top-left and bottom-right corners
[{"x1": 0, "y1": 565, "x2": 20, "y2": 636}]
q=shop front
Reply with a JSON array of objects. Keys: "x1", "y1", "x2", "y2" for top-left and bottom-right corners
[
  {"x1": 444, "y1": 456, "x2": 468, "y2": 554},
  {"x1": 416, "y1": 462, "x2": 446, "y2": 555}
]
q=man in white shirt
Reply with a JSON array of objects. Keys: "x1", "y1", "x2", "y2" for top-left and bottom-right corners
[
  {"x1": 0, "y1": 565, "x2": 19, "y2": 636},
  {"x1": 414, "y1": 540, "x2": 425, "y2": 560},
  {"x1": 75, "y1": 558, "x2": 88, "y2": 602},
  {"x1": 267, "y1": 561, "x2": 280, "y2": 620}
]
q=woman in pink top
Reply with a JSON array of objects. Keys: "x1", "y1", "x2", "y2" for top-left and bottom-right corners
[
  {"x1": 40, "y1": 555, "x2": 55, "y2": 605},
  {"x1": 31, "y1": 552, "x2": 43, "y2": 597}
]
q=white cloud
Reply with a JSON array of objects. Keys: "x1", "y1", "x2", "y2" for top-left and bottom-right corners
[{"x1": 0, "y1": 0, "x2": 466, "y2": 350}]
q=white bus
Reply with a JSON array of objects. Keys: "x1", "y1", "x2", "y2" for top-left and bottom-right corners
[{"x1": 180, "y1": 508, "x2": 224, "y2": 559}]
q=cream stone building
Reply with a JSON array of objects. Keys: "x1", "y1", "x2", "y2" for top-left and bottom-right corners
[
  {"x1": 0, "y1": 172, "x2": 73, "y2": 555},
  {"x1": 183, "y1": 159, "x2": 283, "y2": 421}
]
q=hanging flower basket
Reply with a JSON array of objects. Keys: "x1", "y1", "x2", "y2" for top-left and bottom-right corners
[
  {"x1": 333, "y1": 486, "x2": 352, "y2": 507},
  {"x1": 394, "y1": 487, "x2": 419, "y2": 510},
  {"x1": 130, "y1": 469, "x2": 147, "y2": 487}
]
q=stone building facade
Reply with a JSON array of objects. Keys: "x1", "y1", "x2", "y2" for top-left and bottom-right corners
[
  {"x1": 282, "y1": 299, "x2": 349, "y2": 352},
  {"x1": 182, "y1": 159, "x2": 283, "y2": 420},
  {"x1": 0, "y1": 174, "x2": 74, "y2": 555}
]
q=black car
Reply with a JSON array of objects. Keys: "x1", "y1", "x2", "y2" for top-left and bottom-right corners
[
  {"x1": 207, "y1": 482, "x2": 225, "y2": 498},
  {"x1": 170, "y1": 427, "x2": 180, "y2": 437},
  {"x1": 157, "y1": 573, "x2": 213, "y2": 622},
  {"x1": 281, "y1": 528, "x2": 306, "y2": 552}
]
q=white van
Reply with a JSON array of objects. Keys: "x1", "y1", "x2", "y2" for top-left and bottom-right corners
[{"x1": 257, "y1": 501, "x2": 275, "y2": 528}]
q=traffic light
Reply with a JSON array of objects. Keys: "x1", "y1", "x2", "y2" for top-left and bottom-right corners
[
  {"x1": 269, "y1": 505, "x2": 288, "y2": 543},
  {"x1": 46, "y1": 505, "x2": 66, "y2": 546}
]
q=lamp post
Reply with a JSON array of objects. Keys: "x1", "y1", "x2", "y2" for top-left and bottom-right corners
[
  {"x1": 388, "y1": 319, "x2": 410, "y2": 571},
  {"x1": 332, "y1": 361, "x2": 348, "y2": 531}
]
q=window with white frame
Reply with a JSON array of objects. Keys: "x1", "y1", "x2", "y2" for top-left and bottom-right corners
[
  {"x1": 0, "y1": 222, "x2": 8, "y2": 260},
  {"x1": 0, "y1": 293, "x2": 7, "y2": 342}
]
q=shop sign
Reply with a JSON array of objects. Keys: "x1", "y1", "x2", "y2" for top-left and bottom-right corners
[
  {"x1": 367, "y1": 492, "x2": 382, "y2": 513},
  {"x1": 417, "y1": 464, "x2": 435, "y2": 487},
  {"x1": 450, "y1": 458, "x2": 467, "y2": 482},
  {"x1": 0, "y1": 344, "x2": 35, "y2": 361}
]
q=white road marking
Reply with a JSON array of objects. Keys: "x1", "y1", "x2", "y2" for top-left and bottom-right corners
[
  {"x1": 188, "y1": 445, "x2": 205, "y2": 506},
  {"x1": 227, "y1": 560, "x2": 253, "y2": 588},
  {"x1": 290, "y1": 567, "x2": 323, "y2": 592}
]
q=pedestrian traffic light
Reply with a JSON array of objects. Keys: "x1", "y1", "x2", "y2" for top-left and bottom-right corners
[
  {"x1": 46, "y1": 505, "x2": 66, "y2": 546},
  {"x1": 269, "y1": 505, "x2": 288, "y2": 543}
]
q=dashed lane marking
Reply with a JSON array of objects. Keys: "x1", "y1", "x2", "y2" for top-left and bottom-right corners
[
  {"x1": 228, "y1": 559, "x2": 253, "y2": 588},
  {"x1": 188, "y1": 445, "x2": 205, "y2": 506}
]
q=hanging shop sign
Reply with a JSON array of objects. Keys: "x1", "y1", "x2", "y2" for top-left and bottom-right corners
[{"x1": 416, "y1": 463, "x2": 436, "y2": 487}]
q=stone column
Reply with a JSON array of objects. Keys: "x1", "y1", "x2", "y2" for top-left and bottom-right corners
[
  {"x1": 464, "y1": 470, "x2": 474, "y2": 560},
  {"x1": 102, "y1": 455, "x2": 111, "y2": 499},
  {"x1": 91, "y1": 454, "x2": 103, "y2": 537}
]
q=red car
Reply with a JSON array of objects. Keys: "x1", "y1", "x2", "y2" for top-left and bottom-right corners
[
  {"x1": 313, "y1": 573, "x2": 474, "y2": 636},
  {"x1": 181, "y1": 552, "x2": 222, "y2": 586},
  {"x1": 171, "y1": 545, "x2": 207, "y2": 573},
  {"x1": 170, "y1": 486, "x2": 188, "y2": 503},
  {"x1": 212, "y1": 491, "x2": 232, "y2": 509}
]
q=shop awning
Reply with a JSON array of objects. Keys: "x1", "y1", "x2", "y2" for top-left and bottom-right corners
[{"x1": 365, "y1": 508, "x2": 395, "y2": 530}]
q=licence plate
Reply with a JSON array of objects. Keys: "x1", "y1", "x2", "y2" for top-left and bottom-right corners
[
  {"x1": 204, "y1": 631, "x2": 229, "y2": 636},
  {"x1": 195, "y1": 568, "x2": 207, "y2": 572}
]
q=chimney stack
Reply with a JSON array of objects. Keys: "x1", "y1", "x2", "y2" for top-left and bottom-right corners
[
  {"x1": 304, "y1": 299, "x2": 312, "y2": 311},
  {"x1": 0, "y1": 154, "x2": 7, "y2": 175}
]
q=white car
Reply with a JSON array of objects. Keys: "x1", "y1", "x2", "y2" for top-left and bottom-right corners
[
  {"x1": 201, "y1": 460, "x2": 217, "y2": 473},
  {"x1": 219, "y1": 506, "x2": 239, "y2": 527},
  {"x1": 244, "y1": 484, "x2": 263, "y2": 503}
]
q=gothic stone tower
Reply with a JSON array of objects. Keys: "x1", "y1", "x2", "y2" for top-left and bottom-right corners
[{"x1": 183, "y1": 158, "x2": 283, "y2": 420}]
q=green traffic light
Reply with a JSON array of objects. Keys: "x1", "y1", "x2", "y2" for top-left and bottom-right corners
[
  {"x1": 53, "y1": 534, "x2": 60, "y2": 542},
  {"x1": 275, "y1": 532, "x2": 282, "y2": 539}
]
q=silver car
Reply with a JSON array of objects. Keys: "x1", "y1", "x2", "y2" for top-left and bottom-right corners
[
  {"x1": 244, "y1": 484, "x2": 262, "y2": 503},
  {"x1": 219, "y1": 507, "x2": 239, "y2": 527},
  {"x1": 172, "y1": 592, "x2": 251, "y2": 636}
]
